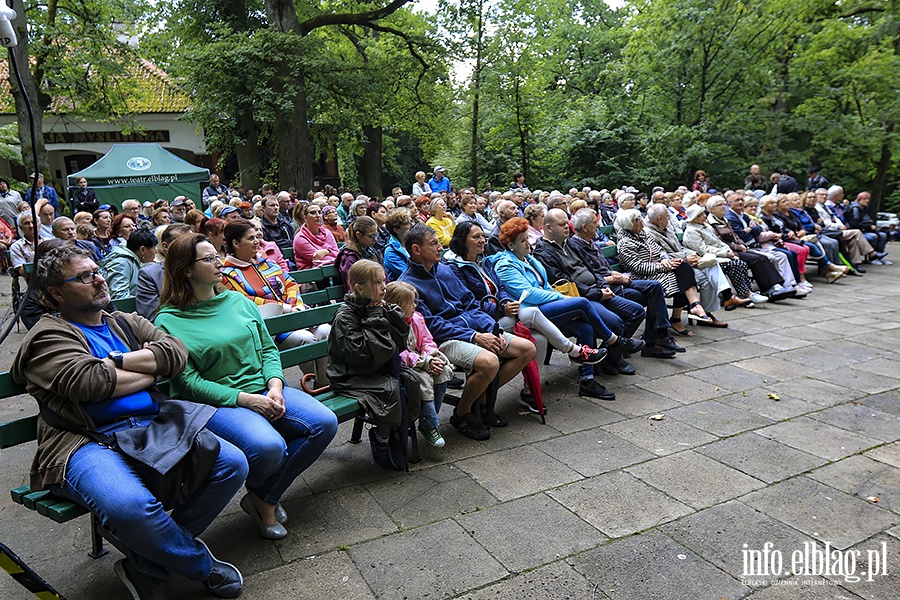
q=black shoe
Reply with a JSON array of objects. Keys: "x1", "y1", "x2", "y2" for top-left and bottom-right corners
[
  {"x1": 369, "y1": 428, "x2": 392, "y2": 469},
  {"x1": 767, "y1": 288, "x2": 797, "y2": 302},
  {"x1": 569, "y1": 345, "x2": 608, "y2": 365},
  {"x1": 115, "y1": 559, "x2": 166, "y2": 600},
  {"x1": 641, "y1": 344, "x2": 677, "y2": 358},
  {"x1": 447, "y1": 375, "x2": 464, "y2": 389},
  {"x1": 199, "y1": 539, "x2": 243, "y2": 599},
  {"x1": 853, "y1": 264, "x2": 866, "y2": 274},
  {"x1": 614, "y1": 357, "x2": 637, "y2": 375},
  {"x1": 481, "y1": 408, "x2": 509, "y2": 428},
  {"x1": 579, "y1": 379, "x2": 616, "y2": 401},
  {"x1": 615, "y1": 337, "x2": 646, "y2": 354},
  {"x1": 518, "y1": 392, "x2": 545, "y2": 415},
  {"x1": 595, "y1": 360, "x2": 620, "y2": 376},
  {"x1": 874, "y1": 251, "x2": 888, "y2": 260},
  {"x1": 450, "y1": 411, "x2": 491, "y2": 440},
  {"x1": 657, "y1": 336, "x2": 686, "y2": 353},
  {"x1": 387, "y1": 428, "x2": 407, "y2": 471}
]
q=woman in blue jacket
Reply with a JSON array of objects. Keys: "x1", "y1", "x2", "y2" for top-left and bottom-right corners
[{"x1": 492, "y1": 218, "x2": 645, "y2": 399}]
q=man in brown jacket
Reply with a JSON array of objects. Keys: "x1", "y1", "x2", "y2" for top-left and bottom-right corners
[{"x1": 12, "y1": 245, "x2": 248, "y2": 600}]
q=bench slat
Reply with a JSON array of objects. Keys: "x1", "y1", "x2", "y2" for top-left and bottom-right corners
[
  {"x1": 22, "y1": 490, "x2": 52, "y2": 510},
  {"x1": 0, "y1": 372, "x2": 26, "y2": 397},
  {"x1": 288, "y1": 267, "x2": 323, "y2": 284},
  {"x1": 11, "y1": 485, "x2": 31, "y2": 504},
  {"x1": 265, "y1": 304, "x2": 340, "y2": 337},
  {"x1": 321, "y1": 396, "x2": 363, "y2": 421},
  {"x1": 279, "y1": 340, "x2": 328, "y2": 368},
  {"x1": 40, "y1": 499, "x2": 89, "y2": 523},
  {"x1": 113, "y1": 296, "x2": 137, "y2": 313},
  {"x1": 0, "y1": 415, "x2": 37, "y2": 449}
]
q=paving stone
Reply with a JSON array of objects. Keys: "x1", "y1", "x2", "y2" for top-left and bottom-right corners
[
  {"x1": 594, "y1": 384, "x2": 681, "y2": 418},
  {"x1": 850, "y1": 356, "x2": 900, "y2": 380},
  {"x1": 601, "y1": 415, "x2": 718, "y2": 456},
  {"x1": 701, "y1": 339, "x2": 776, "y2": 359},
  {"x1": 670, "y1": 344, "x2": 735, "y2": 368},
  {"x1": 535, "y1": 428, "x2": 655, "y2": 477},
  {"x1": 365, "y1": 465, "x2": 498, "y2": 529},
  {"x1": 766, "y1": 378, "x2": 867, "y2": 407},
  {"x1": 542, "y1": 394, "x2": 624, "y2": 435},
  {"x1": 717, "y1": 388, "x2": 823, "y2": 421},
  {"x1": 857, "y1": 390, "x2": 900, "y2": 417},
  {"x1": 636, "y1": 373, "x2": 724, "y2": 404},
  {"x1": 625, "y1": 451, "x2": 765, "y2": 509},
  {"x1": 778, "y1": 342, "x2": 888, "y2": 369},
  {"x1": 457, "y1": 561, "x2": 603, "y2": 600},
  {"x1": 349, "y1": 519, "x2": 507, "y2": 599},
  {"x1": 628, "y1": 356, "x2": 696, "y2": 380},
  {"x1": 825, "y1": 534, "x2": 899, "y2": 600},
  {"x1": 300, "y1": 440, "x2": 413, "y2": 493},
  {"x1": 666, "y1": 400, "x2": 774, "y2": 436},
  {"x1": 806, "y1": 404, "x2": 900, "y2": 443},
  {"x1": 742, "y1": 477, "x2": 899, "y2": 550},
  {"x1": 807, "y1": 455, "x2": 900, "y2": 514},
  {"x1": 779, "y1": 325, "x2": 845, "y2": 342},
  {"x1": 732, "y1": 356, "x2": 816, "y2": 382},
  {"x1": 660, "y1": 500, "x2": 810, "y2": 581},
  {"x1": 548, "y1": 471, "x2": 693, "y2": 538},
  {"x1": 568, "y1": 530, "x2": 749, "y2": 600},
  {"x1": 865, "y1": 442, "x2": 900, "y2": 469},
  {"x1": 456, "y1": 493, "x2": 603, "y2": 572},
  {"x1": 741, "y1": 332, "x2": 816, "y2": 351},
  {"x1": 729, "y1": 318, "x2": 782, "y2": 335},
  {"x1": 456, "y1": 445, "x2": 582, "y2": 502},
  {"x1": 475, "y1": 414, "x2": 560, "y2": 451},
  {"x1": 808, "y1": 319, "x2": 876, "y2": 338},
  {"x1": 755, "y1": 418, "x2": 882, "y2": 461},
  {"x1": 697, "y1": 433, "x2": 827, "y2": 483},
  {"x1": 278, "y1": 486, "x2": 398, "y2": 561},
  {"x1": 743, "y1": 577, "x2": 866, "y2": 599},
  {"x1": 239, "y1": 551, "x2": 374, "y2": 600},
  {"x1": 811, "y1": 368, "x2": 900, "y2": 395}
]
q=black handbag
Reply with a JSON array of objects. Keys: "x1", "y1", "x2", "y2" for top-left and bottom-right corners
[{"x1": 38, "y1": 315, "x2": 221, "y2": 510}]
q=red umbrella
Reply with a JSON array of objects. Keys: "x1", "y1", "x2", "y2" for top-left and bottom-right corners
[{"x1": 481, "y1": 295, "x2": 546, "y2": 424}]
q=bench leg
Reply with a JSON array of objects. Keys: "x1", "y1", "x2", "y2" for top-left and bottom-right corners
[
  {"x1": 88, "y1": 515, "x2": 108, "y2": 559},
  {"x1": 349, "y1": 417, "x2": 364, "y2": 444}
]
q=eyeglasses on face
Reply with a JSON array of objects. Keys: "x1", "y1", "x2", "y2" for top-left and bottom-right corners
[
  {"x1": 195, "y1": 254, "x2": 223, "y2": 265},
  {"x1": 61, "y1": 269, "x2": 103, "y2": 285}
]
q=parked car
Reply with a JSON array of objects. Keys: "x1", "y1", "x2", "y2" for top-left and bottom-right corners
[{"x1": 876, "y1": 211, "x2": 899, "y2": 230}]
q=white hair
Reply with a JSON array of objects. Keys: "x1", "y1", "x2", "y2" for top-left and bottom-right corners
[
  {"x1": 615, "y1": 209, "x2": 642, "y2": 232},
  {"x1": 571, "y1": 208, "x2": 597, "y2": 231},
  {"x1": 826, "y1": 185, "x2": 843, "y2": 201}
]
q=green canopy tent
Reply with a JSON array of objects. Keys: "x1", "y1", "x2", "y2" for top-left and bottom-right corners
[{"x1": 67, "y1": 143, "x2": 210, "y2": 211}]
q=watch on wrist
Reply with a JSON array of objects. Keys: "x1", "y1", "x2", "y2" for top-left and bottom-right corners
[{"x1": 108, "y1": 351, "x2": 124, "y2": 369}]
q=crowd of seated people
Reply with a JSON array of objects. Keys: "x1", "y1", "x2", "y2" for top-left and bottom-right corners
[{"x1": 6, "y1": 168, "x2": 895, "y2": 599}]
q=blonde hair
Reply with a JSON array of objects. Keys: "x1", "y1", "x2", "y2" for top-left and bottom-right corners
[
  {"x1": 384, "y1": 281, "x2": 417, "y2": 311},
  {"x1": 348, "y1": 259, "x2": 384, "y2": 299}
]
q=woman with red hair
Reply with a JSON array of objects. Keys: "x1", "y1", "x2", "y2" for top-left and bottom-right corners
[{"x1": 491, "y1": 218, "x2": 644, "y2": 400}]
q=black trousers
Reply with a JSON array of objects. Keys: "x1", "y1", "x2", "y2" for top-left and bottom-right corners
[{"x1": 737, "y1": 250, "x2": 783, "y2": 292}]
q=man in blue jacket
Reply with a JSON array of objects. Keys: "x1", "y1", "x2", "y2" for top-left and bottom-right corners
[
  {"x1": 428, "y1": 167, "x2": 452, "y2": 194},
  {"x1": 399, "y1": 224, "x2": 534, "y2": 440}
]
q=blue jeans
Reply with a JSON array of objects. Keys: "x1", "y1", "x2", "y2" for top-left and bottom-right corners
[
  {"x1": 592, "y1": 295, "x2": 646, "y2": 338},
  {"x1": 620, "y1": 279, "x2": 670, "y2": 342},
  {"x1": 536, "y1": 297, "x2": 603, "y2": 380},
  {"x1": 538, "y1": 297, "x2": 614, "y2": 344},
  {"x1": 207, "y1": 387, "x2": 338, "y2": 506},
  {"x1": 863, "y1": 231, "x2": 887, "y2": 253},
  {"x1": 51, "y1": 416, "x2": 249, "y2": 580}
]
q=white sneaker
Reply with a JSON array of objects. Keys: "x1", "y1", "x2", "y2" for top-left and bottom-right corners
[
  {"x1": 882, "y1": 259, "x2": 893, "y2": 265},
  {"x1": 749, "y1": 293, "x2": 769, "y2": 304},
  {"x1": 869, "y1": 259, "x2": 884, "y2": 265}
]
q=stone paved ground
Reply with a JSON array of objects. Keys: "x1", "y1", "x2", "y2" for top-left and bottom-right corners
[{"x1": 0, "y1": 259, "x2": 898, "y2": 599}]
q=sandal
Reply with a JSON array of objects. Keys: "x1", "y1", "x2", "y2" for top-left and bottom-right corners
[
  {"x1": 668, "y1": 323, "x2": 693, "y2": 337},
  {"x1": 450, "y1": 411, "x2": 491, "y2": 440},
  {"x1": 688, "y1": 301, "x2": 711, "y2": 322}
]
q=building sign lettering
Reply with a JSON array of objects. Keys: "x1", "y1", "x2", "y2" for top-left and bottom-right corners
[{"x1": 44, "y1": 130, "x2": 171, "y2": 144}]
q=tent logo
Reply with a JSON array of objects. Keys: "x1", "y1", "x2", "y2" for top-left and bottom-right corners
[{"x1": 126, "y1": 157, "x2": 152, "y2": 171}]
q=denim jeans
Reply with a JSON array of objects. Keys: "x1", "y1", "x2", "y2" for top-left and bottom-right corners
[
  {"x1": 619, "y1": 279, "x2": 670, "y2": 342},
  {"x1": 537, "y1": 297, "x2": 614, "y2": 344},
  {"x1": 207, "y1": 386, "x2": 338, "y2": 506},
  {"x1": 863, "y1": 231, "x2": 888, "y2": 253},
  {"x1": 592, "y1": 295, "x2": 646, "y2": 338},
  {"x1": 51, "y1": 416, "x2": 249, "y2": 580}
]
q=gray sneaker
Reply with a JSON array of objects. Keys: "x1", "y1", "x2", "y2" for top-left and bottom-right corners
[
  {"x1": 115, "y1": 559, "x2": 166, "y2": 600},
  {"x1": 199, "y1": 539, "x2": 243, "y2": 598}
]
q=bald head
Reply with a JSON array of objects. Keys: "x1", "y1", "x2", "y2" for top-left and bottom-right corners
[{"x1": 51, "y1": 217, "x2": 77, "y2": 241}]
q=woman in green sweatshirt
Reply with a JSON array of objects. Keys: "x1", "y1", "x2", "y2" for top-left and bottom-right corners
[{"x1": 155, "y1": 234, "x2": 338, "y2": 540}]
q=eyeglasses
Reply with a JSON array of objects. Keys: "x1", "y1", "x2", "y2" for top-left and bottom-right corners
[
  {"x1": 195, "y1": 254, "x2": 223, "y2": 265},
  {"x1": 61, "y1": 269, "x2": 103, "y2": 285}
]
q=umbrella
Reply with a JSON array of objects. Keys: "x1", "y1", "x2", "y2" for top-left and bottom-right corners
[{"x1": 480, "y1": 295, "x2": 546, "y2": 424}]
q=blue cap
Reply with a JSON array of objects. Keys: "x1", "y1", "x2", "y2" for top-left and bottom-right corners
[
  {"x1": 219, "y1": 205, "x2": 239, "y2": 217},
  {"x1": 98, "y1": 204, "x2": 112, "y2": 211}
]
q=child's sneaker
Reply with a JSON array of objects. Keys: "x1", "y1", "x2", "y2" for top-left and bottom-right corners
[
  {"x1": 569, "y1": 345, "x2": 607, "y2": 365},
  {"x1": 419, "y1": 426, "x2": 446, "y2": 448}
]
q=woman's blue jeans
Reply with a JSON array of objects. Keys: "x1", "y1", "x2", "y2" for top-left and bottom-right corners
[
  {"x1": 50, "y1": 416, "x2": 249, "y2": 580},
  {"x1": 207, "y1": 386, "x2": 338, "y2": 506},
  {"x1": 537, "y1": 297, "x2": 613, "y2": 379}
]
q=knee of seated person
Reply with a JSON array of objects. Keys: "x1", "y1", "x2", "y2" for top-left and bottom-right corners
[
  {"x1": 215, "y1": 438, "x2": 251, "y2": 481},
  {"x1": 507, "y1": 335, "x2": 536, "y2": 360},
  {"x1": 473, "y1": 350, "x2": 500, "y2": 374}
]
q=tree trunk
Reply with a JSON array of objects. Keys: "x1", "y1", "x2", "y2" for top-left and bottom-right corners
[
  {"x1": 8, "y1": 0, "x2": 50, "y2": 187},
  {"x1": 234, "y1": 108, "x2": 262, "y2": 190},
  {"x1": 265, "y1": 0, "x2": 314, "y2": 191},
  {"x1": 362, "y1": 125, "x2": 383, "y2": 197},
  {"x1": 871, "y1": 122, "x2": 893, "y2": 213},
  {"x1": 469, "y1": 2, "x2": 484, "y2": 189}
]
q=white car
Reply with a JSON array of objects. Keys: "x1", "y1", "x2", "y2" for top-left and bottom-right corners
[{"x1": 876, "y1": 211, "x2": 899, "y2": 231}]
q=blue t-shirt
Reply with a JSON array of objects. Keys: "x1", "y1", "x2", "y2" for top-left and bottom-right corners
[{"x1": 73, "y1": 322, "x2": 157, "y2": 423}]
